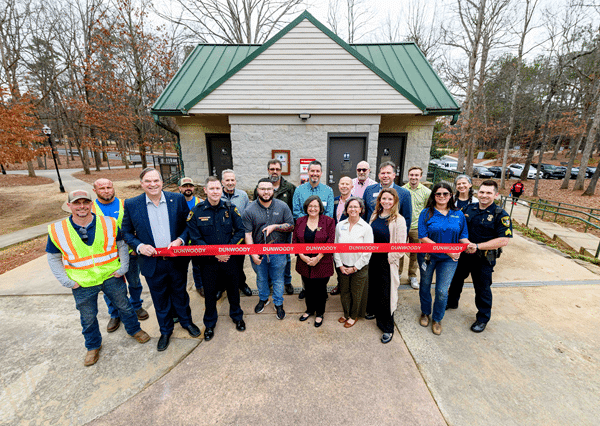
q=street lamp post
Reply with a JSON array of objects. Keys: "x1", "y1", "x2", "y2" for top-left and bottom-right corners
[{"x1": 43, "y1": 125, "x2": 65, "y2": 193}]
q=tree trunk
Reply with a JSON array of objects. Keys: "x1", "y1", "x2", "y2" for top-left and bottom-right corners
[
  {"x1": 26, "y1": 161, "x2": 36, "y2": 177},
  {"x1": 93, "y1": 141, "x2": 102, "y2": 171},
  {"x1": 583, "y1": 158, "x2": 600, "y2": 195},
  {"x1": 533, "y1": 117, "x2": 552, "y2": 197},
  {"x1": 521, "y1": 121, "x2": 541, "y2": 180},
  {"x1": 575, "y1": 92, "x2": 600, "y2": 191},
  {"x1": 550, "y1": 134, "x2": 563, "y2": 160}
]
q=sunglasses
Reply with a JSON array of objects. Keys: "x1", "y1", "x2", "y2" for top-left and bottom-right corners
[
  {"x1": 78, "y1": 227, "x2": 88, "y2": 242},
  {"x1": 435, "y1": 192, "x2": 451, "y2": 197},
  {"x1": 356, "y1": 168, "x2": 368, "y2": 172}
]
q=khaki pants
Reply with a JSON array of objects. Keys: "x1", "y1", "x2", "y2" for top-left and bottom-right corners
[{"x1": 399, "y1": 228, "x2": 419, "y2": 278}]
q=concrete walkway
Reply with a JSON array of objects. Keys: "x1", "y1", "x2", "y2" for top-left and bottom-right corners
[
  {"x1": 1, "y1": 229, "x2": 599, "y2": 425},
  {"x1": 506, "y1": 201, "x2": 600, "y2": 258}
]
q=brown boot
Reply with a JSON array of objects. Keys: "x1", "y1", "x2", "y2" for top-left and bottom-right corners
[
  {"x1": 432, "y1": 321, "x2": 442, "y2": 335},
  {"x1": 107, "y1": 317, "x2": 120, "y2": 333},
  {"x1": 136, "y1": 308, "x2": 149, "y2": 321},
  {"x1": 84, "y1": 346, "x2": 101, "y2": 367},
  {"x1": 419, "y1": 313, "x2": 430, "y2": 327},
  {"x1": 132, "y1": 330, "x2": 151, "y2": 343}
]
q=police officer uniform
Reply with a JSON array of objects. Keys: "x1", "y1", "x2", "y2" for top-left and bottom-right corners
[
  {"x1": 187, "y1": 199, "x2": 245, "y2": 336},
  {"x1": 447, "y1": 202, "x2": 513, "y2": 328}
]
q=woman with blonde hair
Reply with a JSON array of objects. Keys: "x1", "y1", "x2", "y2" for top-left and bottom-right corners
[{"x1": 366, "y1": 188, "x2": 406, "y2": 344}]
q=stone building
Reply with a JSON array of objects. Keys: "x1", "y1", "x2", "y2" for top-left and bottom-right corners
[{"x1": 152, "y1": 11, "x2": 460, "y2": 194}]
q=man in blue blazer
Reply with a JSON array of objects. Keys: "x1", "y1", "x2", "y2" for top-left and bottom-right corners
[
  {"x1": 362, "y1": 161, "x2": 412, "y2": 235},
  {"x1": 122, "y1": 168, "x2": 200, "y2": 351}
]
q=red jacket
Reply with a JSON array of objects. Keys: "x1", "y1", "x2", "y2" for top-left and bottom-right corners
[{"x1": 293, "y1": 215, "x2": 335, "y2": 278}]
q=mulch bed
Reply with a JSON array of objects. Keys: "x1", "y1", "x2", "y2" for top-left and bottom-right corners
[
  {"x1": 0, "y1": 236, "x2": 47, "y2": 275},
  {"x1": 0, "y1": 175, "x2": 55, "y2": 187}
]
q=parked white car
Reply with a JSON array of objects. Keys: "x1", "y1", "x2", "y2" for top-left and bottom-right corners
[{"x1": 509, "y1": 163, "x2": 542, "y2": 179}]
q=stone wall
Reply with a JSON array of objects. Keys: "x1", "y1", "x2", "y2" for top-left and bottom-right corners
[
  {"x1": 230, "y1": 122, "x2": 380, "y2": 191},
  {"x1": 175, "y1": 115, "x2": 230, "y2": 183},
  {"x1": 380, "y1": 115, "x2": 436, "y2": 181}
]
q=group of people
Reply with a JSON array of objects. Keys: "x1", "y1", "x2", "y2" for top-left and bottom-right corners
[{"x1": 47, "y1": 158, "x2": 512, "y2": 366}]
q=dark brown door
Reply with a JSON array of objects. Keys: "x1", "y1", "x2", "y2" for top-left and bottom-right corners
[
  {"x1": 327, "y1": 135, "x2": 368, "y2": 197},
  {"x1": 376, "y1": 133, "x2": 407, "y2": 185},
  {"x1": 206, "y1": 134, "x2": 233, "y2": 178}
]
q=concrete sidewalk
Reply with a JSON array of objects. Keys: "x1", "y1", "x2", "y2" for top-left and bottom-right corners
[
  {"x1": 506, "y1": 201, "x2": 600, "y2": 259},
  {"x1": 1, "y1": 230, "x2": 599, "y2": 425}
]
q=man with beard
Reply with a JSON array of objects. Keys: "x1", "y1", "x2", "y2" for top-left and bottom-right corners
[
  {"x1": 92, "y1": 178, "x2": 148, "y2": 332},
  {"x1": 187, "y1": 177, "x2": 246, "y2": 341},
  {"x1": 292, "y1": 160, "x2": 334, "y2": 219},
  {"x1": 253, "y1": 159, "x2": 296, "y2": 294},
  {"x1": 221, "y1": 170, "x2": 252, "y2": 297},
  {"x1": 243, "y1": 178, "x2": 294, "y2": 320},
  {"x1": 178, "y1": 177, "x2": 204, "y2": 297}
]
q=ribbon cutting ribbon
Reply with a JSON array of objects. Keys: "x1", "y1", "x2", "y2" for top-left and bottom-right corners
[{"x1": 154, "y1": 243, "x2": 468, "y2": 257}]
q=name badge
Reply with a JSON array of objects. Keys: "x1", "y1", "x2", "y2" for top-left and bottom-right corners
[
  {"x1": 323, "y1": 202, "x2": 327, "y2": 206},
  {"x1": 341, "y1": 225, "x2": 349, "y2": 231},
  {"x1": 373, "y1": 192, "x2": 380, "y2": 197}
]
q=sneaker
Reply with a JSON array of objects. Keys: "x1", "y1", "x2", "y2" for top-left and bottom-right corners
[
  {"x1": 275, "y1": 304, "x2": 286, "y2": 320},
  {"x1": 254, "y1": 299, "x2": 270, "y2": 314},
  {"x1": 298, "y1": 290, "x2": 305, "y2": 299},
  {"x1": 285, "y1": 284, "x2": 294, "y2": 295},
  {"x1": 410, "y1": 277, "x2": 420, "y2": 289}
]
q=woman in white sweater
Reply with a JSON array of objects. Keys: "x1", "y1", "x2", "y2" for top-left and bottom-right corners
[{"x1": 334, "y1": 197, "x2": 373, "y2": 328}]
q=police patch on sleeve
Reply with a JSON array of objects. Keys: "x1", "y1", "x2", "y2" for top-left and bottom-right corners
[
  {"x1": 186, "y1": 211, "x2": 194, "y2": 222},
  {"x1": 501, "y1": 216, "x2": 511, "y2": 227}
]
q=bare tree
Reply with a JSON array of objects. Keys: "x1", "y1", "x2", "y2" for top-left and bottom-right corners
[
  {"x1": 158, "y1": 0, "x2": 304, "y2": 44},
  {"x1": 326, "y1": 0, "x2": 375, "y2": 43}
]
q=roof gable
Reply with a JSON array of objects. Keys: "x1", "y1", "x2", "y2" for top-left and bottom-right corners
[{"x1": 152, "y1": 11, "x2": 460, "y2": 116}]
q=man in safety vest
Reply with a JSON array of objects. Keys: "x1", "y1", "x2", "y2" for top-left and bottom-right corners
[
  {"x1": 92, "y1": 178, "x2": 148, "y2": 333},
  {"x1": 47, "y1": 190, "x2": 150, "y2": 367},
  {"x1": 178, "y1": 177, "x2": 204, "y2": 297}
]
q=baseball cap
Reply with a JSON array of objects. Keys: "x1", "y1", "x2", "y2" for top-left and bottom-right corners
[
  {"x1": 179, "y1": 177, "x2": 195, "y2": 186},
  {"x1": 68, "y1": 190, "x2": 92, "y2": 203}
]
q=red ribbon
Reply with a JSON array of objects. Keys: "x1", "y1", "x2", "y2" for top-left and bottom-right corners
[{"x1": 154, "y1": 243, "x2": 468, "y2": 257}]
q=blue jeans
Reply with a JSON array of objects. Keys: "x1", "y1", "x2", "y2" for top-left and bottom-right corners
[
  {"x1": 284, "y1": 254, "x2": 292, "y2": 285},
  {"x1": 104, "y1": 252, "x2": 143, "y2": 318},
  {"x1": 417, "y1": 254, "x2": 458, "y2": 323},
  {"x1": 73, "y1": 276, "x2": 141, "y2": 350},
  {"x1": 251, "y1": 254, "x2": 286, "y2": 306}
]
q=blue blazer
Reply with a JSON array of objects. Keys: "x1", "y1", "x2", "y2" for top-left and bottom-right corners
[
  {"x1": 362, "y1": 183, "x2": 412, "y2": 234},
  {"x1": 122, "y1": 191, "x2": 190, "y2": 277}
]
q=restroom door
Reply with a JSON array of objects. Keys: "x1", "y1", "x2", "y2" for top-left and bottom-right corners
[
  {"x1": 206, "y1": 134, "x2": 233, "y2": 178},
  {"x1": 376, "y1": 133, "x2": 407, "y2": 185},
  {"x1": 327, "y1": 134, "x2": 368, "y2": 197}
]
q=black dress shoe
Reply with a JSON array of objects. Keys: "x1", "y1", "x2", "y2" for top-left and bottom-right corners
[
  {"x1": 240, "y1": 284, "x2": 253, "y2": 296},
  {"x1": 365, "y1": 313, "x2": 375, "y2": 320},
  {"x1": 381, "y1": 332, "x2": 393, "y2": 344},
  {"x1": 445, "y1": 303, "x2": 458, "y2": 310},
  {"x1": 298, "y1": 290, "x2": 305, "y2": 299},
  {"x1": 196, "y1": 287, "x2": 205, "y2": 298},
  {"x1": 215, "y1": 290, "x2": 224, "y2": 300},
  {"x1": 204, "y1": 327, "x2": 215, "y2": 341},
  {"x1": 235, "y1": 320, "x2": 246, "y2": 331},
  {"x1": 470, "y1": 321, "x2": 487, "y2": 333},
  {"x1": 157, "y1": 333, "x2": 172, "y2": 351},
  {"x1": 314, "y1": 316, "x2": 323, "y2": 328},
  {"x1": 185, "y1": 323, "x2": 201, "y2": 338},
  {"x1": 299, "y1": 312, "x2": 312, "y2": 322}
]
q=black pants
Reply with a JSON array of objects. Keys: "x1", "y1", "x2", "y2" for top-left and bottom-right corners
[
  {"x1": 302, "y1": 276, "x2": 329, "y2": 317},
  {"x1": 197, "y1": 256, "x2": 244, "y2": 328},
  {"x1": 145, "y1": 258, "x2": 192, "y2": 335},
  {"x1": 448, "y1": 252, "x2": 495, "y2": 323},
  {"x1": 368, "y1": 253, "x2": 394, "y2": 334},
  {"x1": 235, "y1": 254, "x2": 247, "y2": 289}
]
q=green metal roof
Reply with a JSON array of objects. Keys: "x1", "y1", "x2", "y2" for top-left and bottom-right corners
[{"x1": 152, "y1": 11, "x2": 460, "y2": 117}]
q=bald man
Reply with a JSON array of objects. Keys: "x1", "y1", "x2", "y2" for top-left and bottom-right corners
[
  {"x1": 93, "y1": 179, "x2": 148, "y2": 333},
  {"x1": 351, "y1": 161, "x2": 376, "y2": 198}
]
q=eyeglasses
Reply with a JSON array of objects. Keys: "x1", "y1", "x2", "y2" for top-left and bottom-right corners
[
  {"x1": 268, "y1": 168, "x2": 281, "y2": 172},
  {"x1": 78, "y1": 227, "x2": 88, "y2": 242},
  {"x1": 435, "y1": 192, "x2": 451, "y2": 197},
  {"x1": 356, "y1": 168, "x2": 368, "y2": 172}
]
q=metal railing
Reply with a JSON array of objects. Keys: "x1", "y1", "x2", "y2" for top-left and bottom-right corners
[
  {"x1": 427, "y1": 165, "x2": 461, "y2": 185},
  {"x1": 500, "y1": 196, "x2": 600, "y2": 258},
  {"x1": 536, "y1": 199, "x2": 600, "y2": 233}
]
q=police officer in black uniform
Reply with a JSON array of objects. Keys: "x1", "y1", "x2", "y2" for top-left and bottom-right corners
[
  {"x1": 447, "y1": 180, "x2": 512, "y2": 333},
  {"x1": 187, "y1": 176, "x2": 246, "y2": 341}
]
